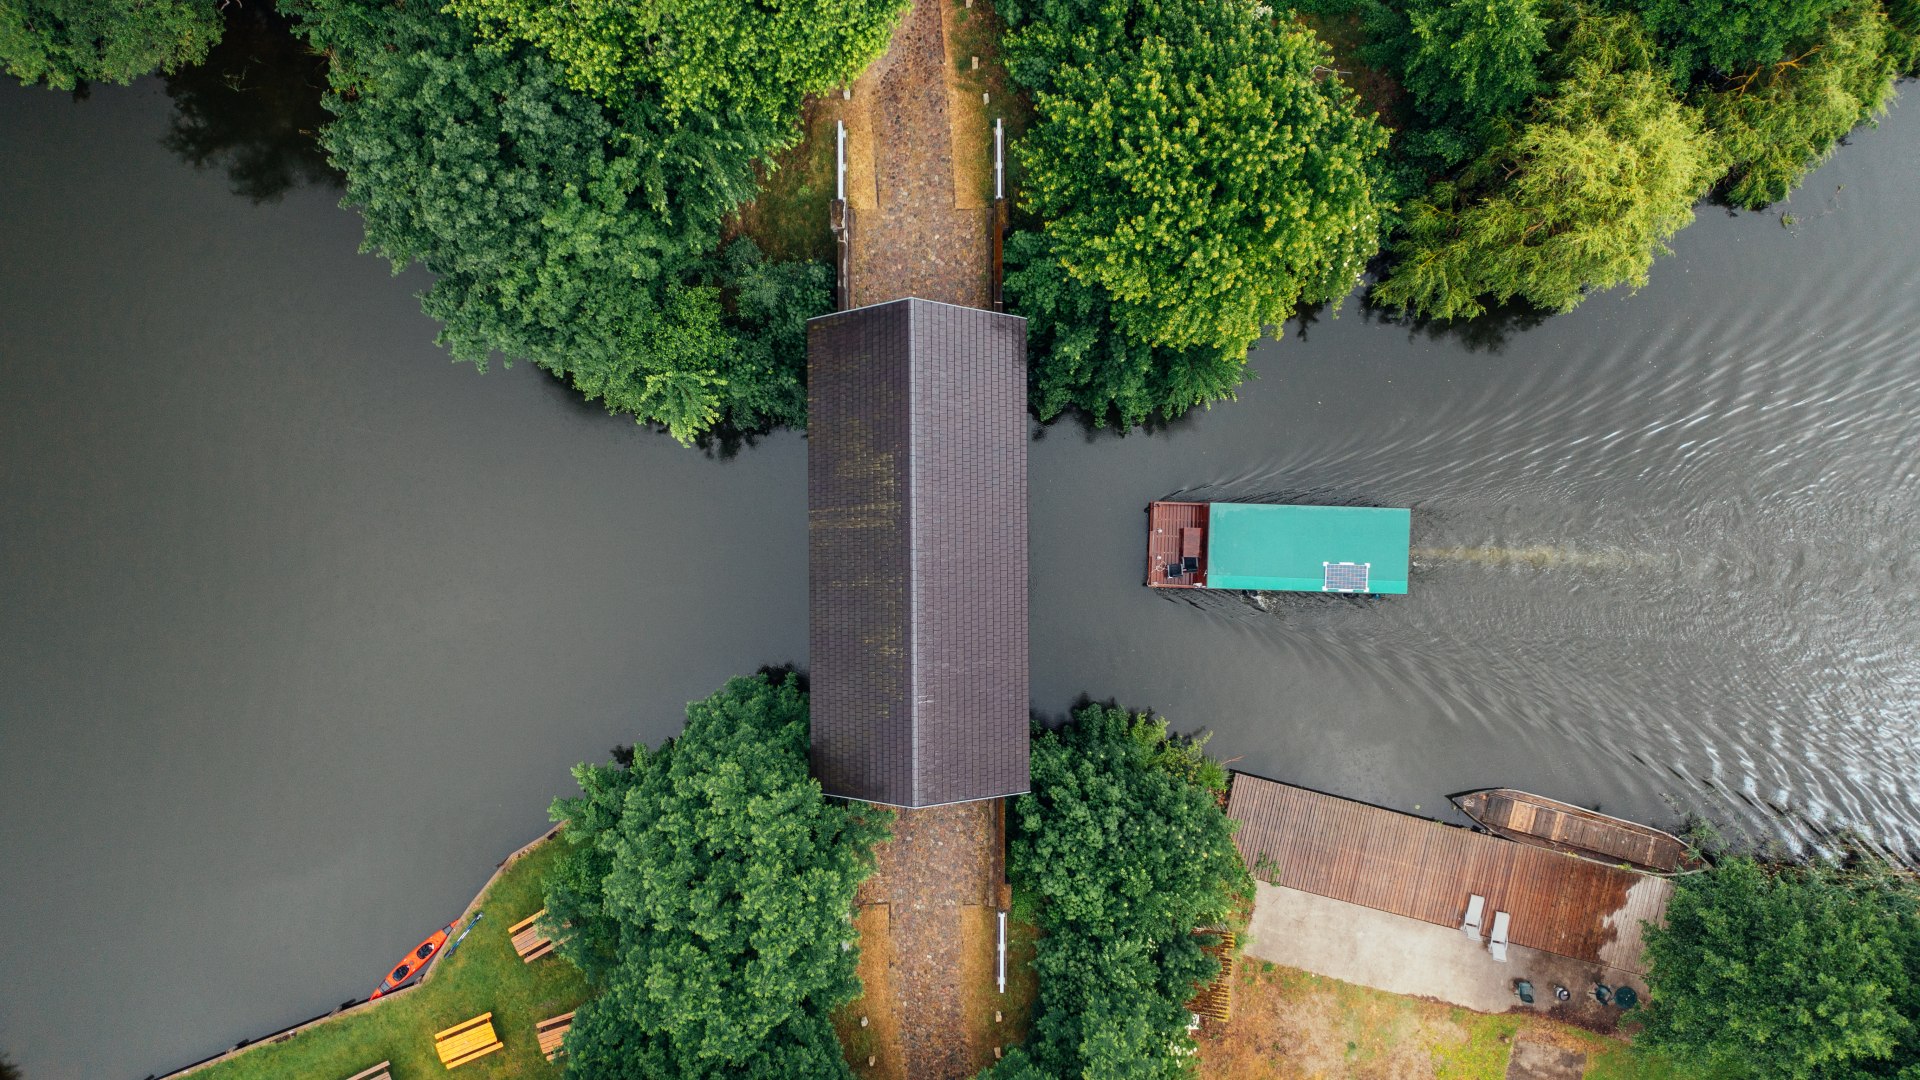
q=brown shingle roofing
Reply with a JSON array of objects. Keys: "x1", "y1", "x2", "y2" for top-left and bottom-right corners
[{"x1": 807, "y1": 298, "x2": 1030, "y2": 807}]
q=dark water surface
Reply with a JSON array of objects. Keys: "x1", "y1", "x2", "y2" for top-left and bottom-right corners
[{"x1": 2, "y1": 74, "x2": 1917, "y2": 1078}]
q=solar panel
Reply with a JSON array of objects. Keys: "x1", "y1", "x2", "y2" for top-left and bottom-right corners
[{"x1": 1323, "y1": 562, "x2": 1370, "y2": 592}]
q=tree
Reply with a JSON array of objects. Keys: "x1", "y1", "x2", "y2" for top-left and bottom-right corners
[
  {"x1": 1372, "y1": 8, "x2": 1717, "y2": 320},
  {"x1": 1401, "y1": 0, "x2": 1550, "y2": 125},
  {"x1": 445, "y1": 0, "x2": 904, "y2": 120},
  {"x1": 1638, "y1": 0, "x2": 1849, "y2": 77},
  {"x1": 1004, "y1": 0, "x2": 1388, "y2": 427},
  {"x1": 0, "y1": 0, "x2": 219, "y2": 90},
  {"x1": 545, "y1": 672, "x2": 891, "y2": 1079},
  {"x1": 992, "y1": 705, "x2": 1250, "y2": 1079},
  {"x1": 294, "y1": 0, "x2": 826, "y2": 442},
  {"x1": 1640, "y1": 856, "x2": 1920, "y2": 1079},
  {"x1": 1698, "y1": 0, "x2": 1905, "y2": 209}
]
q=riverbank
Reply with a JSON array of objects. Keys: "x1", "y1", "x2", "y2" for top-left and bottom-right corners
[{"x1": 172, "y1": 835, "x2": 589, "y2": 1080}]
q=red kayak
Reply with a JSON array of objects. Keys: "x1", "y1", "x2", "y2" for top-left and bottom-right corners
[{"x1": 368, "y1": 919, "x2": 458, "y2": 999}]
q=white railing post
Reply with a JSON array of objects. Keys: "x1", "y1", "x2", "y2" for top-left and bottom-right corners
[
  {"x1": 993, "y1": 118, "x2": 1004, "y2": 202},
  {"x1": 997, "y1": 910, "x2": 1007, "y2": 993},
  {"x1": 836, "y1": 120, "x2": 847, "y2": 203}
]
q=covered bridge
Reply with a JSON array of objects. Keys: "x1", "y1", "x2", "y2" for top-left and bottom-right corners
[{"x1": 806, "y1": 297, "x2": 1030, "y2": 808}]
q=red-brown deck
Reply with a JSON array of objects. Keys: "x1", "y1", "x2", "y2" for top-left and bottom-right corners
[
  {"x1": 1147, "y1": 501, "x2": 1208, "y2": 588},
  {"x1": 1227, "y1": 773, "x2": 1671, "y2": 972}
]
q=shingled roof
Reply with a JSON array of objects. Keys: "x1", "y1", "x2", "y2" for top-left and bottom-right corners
[{"x1": 807, "y1": 298, "x2": 1030, "y2": 807}]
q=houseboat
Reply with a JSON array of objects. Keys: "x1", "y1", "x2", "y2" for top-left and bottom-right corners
[
  {"x1": 1453, "y1": 788, "x2": 1702, "y2": 874},
  {"x1": 1147, "y1": 501, "x2": 1411, "y2": 594}
]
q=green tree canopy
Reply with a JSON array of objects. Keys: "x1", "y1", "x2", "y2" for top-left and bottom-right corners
[
  {"x1": 1401, "y1": 0, "x2": 1551, "y2": 125},
  {"x1": 1638, "y1": 0, "x2": 1849, "y2": 76},
  {"x1": 1373, "y1": 8, "x2": 1717, "y2": 320},
  {"x1": 1003, "y1": 0, "x2": 1389, "y2": 428},
  {"x1": 0, "y1": 0, "x2": 219, "y2": 89},
  {"x1": 1640, "y1": 855, "x2": 1920, "y2": 1080},
  {"x1": 1698, "y1": 0, "x2": 1906, "y2": 208},
  {"x1": 295, "y1": 0, "x2": 828, "y2": 443},
  {"x1": 446, "y1": 0, "x2": 904, "y2": 118},
  {"x1": 987, "y1": 705, "x2": 1251, "y2": 1079},
  {"x1": 544, "y1": 672, "x2": 891, "y2": 1079}
]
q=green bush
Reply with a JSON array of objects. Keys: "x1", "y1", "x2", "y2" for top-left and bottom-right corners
[
  {"x1": 544, "y1": 673, "x2": 891, "y2": 1079},
  {"x1": 1003, "y1": 0, "x2": 1389, "y2": 428},
  {"x1": 1372, "y1": 7, "x2": 1717, "y2": 320},
  {"x1": 0, "y1": 0, "x2": 220, "y2": 89},
  {"x1": 984, "y1": 705, "x2": 1250, "y2": 1079},
  {"x1": 1640, "y1": 855, "x2": 1920, "y2": 1080},
  {"x1": 295, "y1": 0, "x2": 844, "y2": 443},
  {"x1": 1699, "y1": 0, "x2": 1905, "y2": 209}
]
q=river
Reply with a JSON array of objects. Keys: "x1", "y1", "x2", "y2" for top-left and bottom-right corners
[{"x1": 2, "y1": 63, "x2": 1917, "y2": 1080}]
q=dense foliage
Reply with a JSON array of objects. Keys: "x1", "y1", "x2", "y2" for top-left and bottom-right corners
[
  {"x1": 1400, "y1": 0, "x2": 1550, "y2": 129},
  {"x1": 1002, "y1": 0, "x2": 1390, "y2": 428},
  {"x1": 983, "y1": 705, "x2": 1251, "y2": 1079},
  {"x1": 1640, "y1": 855, "x2": 1920, "y2": 1080},
  {"x1": 0, "y1": 0, "x2": 220, "y2": 89},
  {"x1": 544, "y1": 672, "x2": 890, "y2": 1079},
  {"x1": 447, "y1": 0, "x2": 902, "y2": 118},
  {"x1": 293, "y1": 0, "x2": 856, "y2": 443},
  {"x1": 1290, "y1": 0, "x2": 1918, "y2": 321},
  {"x1": 1697, "y1": 0, "x2": 1908, "y2": 209},
  {"x1": 1374, "y1": 8, "x2": 1717, "y2": 319},
  {"x1": 1639, "y1": 0, "x2": 1849, "y2": 76}
]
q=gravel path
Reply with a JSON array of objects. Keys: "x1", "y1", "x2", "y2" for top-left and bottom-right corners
[{"x1": 846, "y1": 0, "x2": 992, "y2": 308}]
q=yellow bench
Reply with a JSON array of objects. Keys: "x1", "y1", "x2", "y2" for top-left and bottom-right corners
[
  {"x1": 509, "y1": 909, "x2": 555, "y2": 962},
  {"x1": 537, "y1": 1011, "x2": 575, "y2": 1061},
  {"x1": 433, "y1": 1012, "x2": 503, "y2": 1069}
]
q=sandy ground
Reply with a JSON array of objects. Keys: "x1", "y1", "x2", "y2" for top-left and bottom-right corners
[
  {"x1": 1196, "y1": 961, "x2": 1618, "y2": 1080},
  {"x1": 848, "y1": 802, "x2": 1005, "y2": 1080},
  {"x1": 1243, "y1": 883, "x2": 1648, "y2": 1032}
]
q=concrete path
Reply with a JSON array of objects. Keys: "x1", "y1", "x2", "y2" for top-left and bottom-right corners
[{"x1": 1243, "y1": 882, "x2": 1649, "y2": 1031}]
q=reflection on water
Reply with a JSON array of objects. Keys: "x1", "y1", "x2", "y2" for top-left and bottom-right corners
[{"x1": 160, "y1": 7, "x2": 338, "y2": 203}]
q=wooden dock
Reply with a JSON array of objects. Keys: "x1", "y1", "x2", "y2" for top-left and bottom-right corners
[
  {"x1": 1147, "y1": 501, "x2": 1208, "y2": 588},
  {"x1": 1226, "y1": 774, "x2": 1671, "y2": 972}
]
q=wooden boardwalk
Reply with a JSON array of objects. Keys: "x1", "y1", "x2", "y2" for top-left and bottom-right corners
[{"x1": 1227, "y1": 774, "x2": 1670, "y2": 973}]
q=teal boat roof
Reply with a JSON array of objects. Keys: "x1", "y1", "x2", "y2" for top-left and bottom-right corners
[{"x1": 1207, "y1": 504, "x2": 1411, "y2": 593}]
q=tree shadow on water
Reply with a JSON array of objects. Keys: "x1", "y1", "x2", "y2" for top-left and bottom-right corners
[
  {"x1": 161, "y1": 5, "x2": 340, "y2": 203},
  {"x1": 1353, "y1": 292, "x2": 1554, "y2": 352}
]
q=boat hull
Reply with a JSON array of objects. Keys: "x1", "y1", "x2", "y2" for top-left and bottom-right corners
[{"x1": 1453, "y1": 788, "x2": 1700, "y2": 874}]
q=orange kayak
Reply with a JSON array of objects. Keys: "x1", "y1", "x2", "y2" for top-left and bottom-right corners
[{"x1": 369, "y1": 919, "x2": 457, "y2": 999}]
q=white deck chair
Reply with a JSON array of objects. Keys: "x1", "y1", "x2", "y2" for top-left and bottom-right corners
[
  {"x1": 1488, "y1": 911, "x2": 1511, "y2": 963},
  {"x1": 1460, "y1": 894, "x2": 1486, "y2": 940}
]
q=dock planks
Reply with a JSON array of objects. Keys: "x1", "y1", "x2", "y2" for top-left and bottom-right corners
[{"x1": 1226, "y1": 774, "x2": 1670, "y2": 973}]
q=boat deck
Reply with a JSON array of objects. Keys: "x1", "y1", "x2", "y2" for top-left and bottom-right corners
[{"x1": 1147, "y1": 501, "x2": 1207, "y2": 588}]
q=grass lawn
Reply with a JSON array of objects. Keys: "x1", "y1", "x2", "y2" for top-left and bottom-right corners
[
  {"x1": 1197, "y1": 960, "x2": 1724, "y2": 1080},
  {"x1": 728, "y1": 101, "x2": 837, "y2": 266},
  {"x1": 191, "y1": 839, "x2": 592, "y2": 1080}
]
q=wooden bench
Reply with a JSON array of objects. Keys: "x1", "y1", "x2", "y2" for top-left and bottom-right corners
[
  {"x1": 343, "y1": 1064, "x2": 392, "y2": 1080},
  {"x1": 537, "y1": 1011, "x2": 576, "y2": 1061},
  {"x1": 509, "y1": 908, "x2": 555, "y2": 962},
  {"x1": 433, "y1": 1012, "x2": 504, "y2": 1069}
]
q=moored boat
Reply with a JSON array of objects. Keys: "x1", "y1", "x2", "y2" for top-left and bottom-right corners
[
  {"x1": 1453, "y1": 788, "x2": 1701, "y2": 874},
  {"x1": 1147, "y1": 500, "x2": 1412, "y2": 594},
  {"x1": 369, "y1": 919, "x2": 458, "y2": 999}
]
